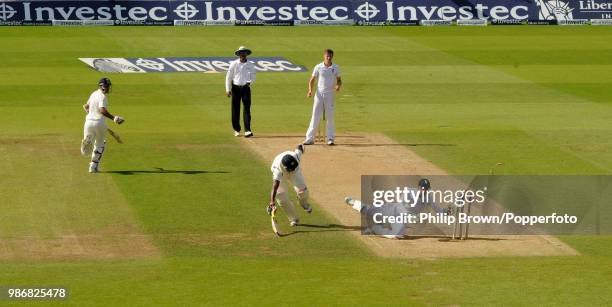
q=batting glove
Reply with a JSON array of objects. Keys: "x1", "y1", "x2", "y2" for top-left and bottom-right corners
[
  {"x1": 297, "y1": 144, "x2": 305, "y2": 154},
  {"x1": 267, "y1": 203, "x2": 276, "y2": 215},
  {"x1": 113, "y1": 116, "x2": 125, "y2": 124},
  {"x1": 446, "y1": 206, "x2": 453, "y2": 215}
]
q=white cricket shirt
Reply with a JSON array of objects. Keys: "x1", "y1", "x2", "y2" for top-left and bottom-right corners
[
  {"x1": 312, "y1": 62, "x2": 341, "y2": 93},
  {"x1": 271, "y1": 150, "x2": 303, "y2": 181},
  {"x1": 85, "y1": 89, "x2": 108, "y2": 121}
]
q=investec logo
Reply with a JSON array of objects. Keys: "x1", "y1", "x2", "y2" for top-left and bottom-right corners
[
  {"x1": 15, "y1": 2, "x2": 168, "y2": 21},
  {"x1": 13, "y1": 1, "x2": 352, "y2": 21},
  {"x1": 363, "y1": 1, "x2": 529, "y2": 20},
  {"x1": 0, "y1": 3, "x2": 17, "y2": 21},
  {"x1": 174, "y1": 2, "x2": 199, "y2": 20},
  {"x1": 354, "y1": 2, "x2": 380, "y2": 21},
  {"x1": 8, "y1": 1, "x2": 202, "y2": 21},
  {"x1": 196, "y1": 1, "x2": 349, "y2": 21}
]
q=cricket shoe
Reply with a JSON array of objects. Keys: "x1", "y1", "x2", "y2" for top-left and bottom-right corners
[
  {"x1": 245, "y1": 131, "x2": 253, "y2": 138},
  {"x1": 327, "y1": 139, "x2": 335, "y2": 146},
  {"x1": 344, "y1": 197, "x2": 354, "y2": 206},
  {"x1": 303, "y1": 139, "x2": 314, "y2": 145},
  {"x1": 344, "y1": 197, "x2": 362, "y2": 212},
  {"x1": 302, "y1": 204, "x2": 312, "y2": 214},
  {"x1": 234, "y1": 131, "x2": 240, "y2": 137},
  {"x1": 290, "y1": 219, "x2": 299, "y2": 227},
  {"x1": 88, "y1": 162, "x2": 99, "y2": 173}
]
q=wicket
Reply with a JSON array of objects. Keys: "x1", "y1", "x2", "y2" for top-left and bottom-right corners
[{"x1": 452, "y1": 201, "x2": 472, "y2": 240}]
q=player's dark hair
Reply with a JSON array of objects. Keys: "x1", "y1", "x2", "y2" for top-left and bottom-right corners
[{"x1": 324, "y1": 49, "x2": 334, "y2": 56}]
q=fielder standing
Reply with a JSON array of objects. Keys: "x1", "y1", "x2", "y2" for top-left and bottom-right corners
[
  {"x1": 226, "y1": 46, "x2": 256, "y2": 138},
  {"x1": 304, "y1": 49, "x2": 342, "y2": 146},
  {"x1": 81, "y1": 78, "x2": 124, "y2": 173},
  {"x1": 267, "y1": 144, "x2": 312, "y2": 226}
]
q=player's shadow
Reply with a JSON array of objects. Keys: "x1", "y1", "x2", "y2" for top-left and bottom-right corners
[
  {"x1": 281, "y1": 223, "x2": 362, "y2": 236},
  {"x1": 338, "y1": 143, "x2": 455, "y2": 147},
  {"x1": 244, "y1": 135, "x2": 453, "y2": 147},
  {"x1": 254, "y1": 135, "x2": 366, "y2": 139},
  {"x1": 105, "y1": 167, "x2": 230, "y2": 175},
  {"x1": 402, "y1": 235, "x2": 505, "y2": 242}
]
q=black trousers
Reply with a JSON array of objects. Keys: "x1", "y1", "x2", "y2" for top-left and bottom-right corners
[{"x1": 231, "y1": 84, "x2": 251, "y2": 132}]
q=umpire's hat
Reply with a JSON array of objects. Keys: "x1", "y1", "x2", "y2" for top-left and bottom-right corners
[{"x1": 234, "y1": 46, "x2": 252, "y2": 56}]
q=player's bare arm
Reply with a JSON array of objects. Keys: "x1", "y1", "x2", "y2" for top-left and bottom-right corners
[
  {"x1": 336, "y1": 76, "x2": 342, "y2": 91},
  {"x1": 100, "y1": 107, "x2": 124, "y2": 124},
  {"x1": 83, "y1": 104, "x2": 89, "y2": 113},
  {"x1": 269, "y1": 180, "x2": 280, "y2": 208},
  {"x1": 307, "y1": 76, "x2": 316, "y2": 97}
]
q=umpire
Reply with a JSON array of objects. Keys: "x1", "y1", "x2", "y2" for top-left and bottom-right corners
[{"x1": 225, "y1": 46, "x2": 257, "y2": 137}]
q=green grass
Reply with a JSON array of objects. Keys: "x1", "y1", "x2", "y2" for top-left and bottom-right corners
[{"x1": 0, "y1": 26, "x2": 611, "y2": 305}]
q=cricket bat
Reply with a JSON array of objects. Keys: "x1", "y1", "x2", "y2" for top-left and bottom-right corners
[
  {"x1": 107, "y1": 128, "x2": 123, "y2": 144},
  {"x1": 270, "y1": 206, "x2": 282, "y2": 237}
]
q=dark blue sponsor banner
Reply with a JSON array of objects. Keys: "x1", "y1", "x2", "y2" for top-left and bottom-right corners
[
  {"x1": 170, "y1": 0, "x2": 353, "y2": 22},
  {"x1": 0, "y1": 1, "x2": 352, "y2": 25},
  {"x1": 356, "y1": 0, "x2": 531, "y2": 22},
  {"x1": 0, "y1": 1, "x2": 611, "y2": 26},
  {"x1": 358, "y1": 0, "x2": 610, "y2": 22},
  {"x1": 79, "y1": 57, "x2": 307, "y2": 73}
]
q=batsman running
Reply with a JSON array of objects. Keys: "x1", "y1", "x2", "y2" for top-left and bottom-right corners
[
  {"x1": 267, "y1": 144, "x2": 312, "y2": 227},
  {"x1": 80, "y1": 78, "x2": 125, "y2": 173}
]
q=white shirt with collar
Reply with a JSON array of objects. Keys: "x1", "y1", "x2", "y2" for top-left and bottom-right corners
[
  {"x1": 312, "y1": 62, "x2": 341, "y2": 93},
  {"x1": 225, "y1": 59, "x2": 256, "y2": 92}
]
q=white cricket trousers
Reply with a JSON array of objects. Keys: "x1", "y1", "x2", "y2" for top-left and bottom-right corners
[
  {"x1": 83, "y1": 119, "x2": 107, "y2": 166},
  {"x1": 275, "y1": 168, "x2": 308, "y2": 223},
  {"x1": 305, "y1": 91, "x2": 335, "y2": 142}
]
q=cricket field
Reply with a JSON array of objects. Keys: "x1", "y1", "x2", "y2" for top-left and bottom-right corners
[{"x1": 1, "y1": 26, "x2": 611, "y2": 305}]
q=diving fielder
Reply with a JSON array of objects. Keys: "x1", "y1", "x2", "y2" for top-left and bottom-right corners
[
  {"x1": 81, "y1": 78, "x2": 124, "y2": 173},
  {"x1": 304, "y1": 49, "x2": 342, "y2": 146},
  {"x1": 267, "y1": 144, "x2": 312, "y2": 226}
]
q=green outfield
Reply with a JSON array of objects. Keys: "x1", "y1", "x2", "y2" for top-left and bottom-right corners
[{"x1": 1, "y1": 26, "x2": 611, "y2": 305}]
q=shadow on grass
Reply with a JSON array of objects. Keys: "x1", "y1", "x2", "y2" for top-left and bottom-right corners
[
  {"x1": 280, "y1": 223, "x2": 362, "y2": 237},
  {"x1": 252, "y1": 135, "x2": 366, "y2": 139},
  {"x1": 403, "y1": 236, "x2": 505, "y2": 242},
  {"x1": 245, "y1": 135, "x2": 454, "y2": 147},
  {"x1": 247, "y1": 135, "x2": 306, "y2": 139},
  {"x1": 105, "y1": 167, "x2": 230, "y2": 175},
  {"x1": 331, "y1": 143, "x2": 455, "y2": 147}
]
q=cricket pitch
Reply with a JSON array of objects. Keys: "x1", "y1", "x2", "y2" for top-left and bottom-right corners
[{"x1": 243, "y1": 133, "x2": 578, "y2": 258}]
